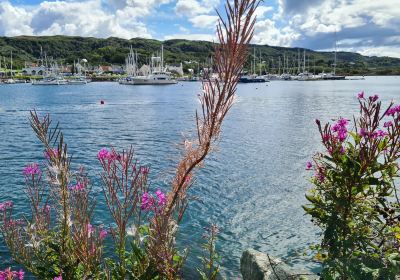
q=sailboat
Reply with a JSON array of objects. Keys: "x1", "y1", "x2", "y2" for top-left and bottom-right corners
[
  {"x1": 68, "y1": 59, "x2": 89, "y2": 85},
  {"x1": 4, "y1": 51, "x2": 16, "y2": 84},
  {"x1": 320, "y1": 32, "x2": 345, "y2": 80},
  {"x1": 132, "y1": 45, "x2": 177, "y2": 85},
  {"x1": 239, "y1": 48, "x2": 268, "y2": 83},
  {"x1": 119, "y1": 46, "x2": 137, "y2": 85},
  {"x1": 121, "y1": 45, "x2": 177, "y2": 85}
]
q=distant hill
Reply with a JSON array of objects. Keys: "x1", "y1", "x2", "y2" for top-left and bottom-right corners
[{"x1": 0, "y1": 35, "x2": 400, "y2": 75}]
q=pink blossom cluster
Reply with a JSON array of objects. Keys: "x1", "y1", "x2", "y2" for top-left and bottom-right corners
[
  {"x1": 331, "y1": 118, "x2": 349, "y2": 142},
  {"x1": 386, "y1": 105, "x2": 400, "y2": 117},
  {"x1": 68, "y1": 182, "x2": 85, "y2": 191},
  {"x1": 99, "y1": 229, "x2": 108, "y2": 240},
  {"x1": 53, "y1": 275, "x2": 62, "y2": 280},
  {"x1": 86, "y1": 223, "x2": 108, "y2": 240},
  {"x1": 359, "y1": 128, "x2": 387, "y2": 139},
  {"x1": 22, "y1": 163, "x2": 41, "y2": 176},
  {"x1": 87, "y1": 223, "x2": 94, "y2": 237},
  {"x1": 0, "y1": 201, "x2": 13, "y2": 212},
  {"x1": 141, "y1": 189, "x2": 167, "y2": 211},
  {"x1": 97, "y1": 148, "x2": 120, "y2": 161},
  {"x1": 0, "y1": 268, "x2": 24, "y2": 280}
]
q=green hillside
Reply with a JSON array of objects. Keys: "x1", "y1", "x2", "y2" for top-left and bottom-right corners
[{"x1": 0, "y1": 35, "x2": 399, "y2": 75}]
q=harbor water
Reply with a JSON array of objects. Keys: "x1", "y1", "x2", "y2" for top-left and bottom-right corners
[{"x1": 0, "y1": 76, "x2": 399, "y2": 278}]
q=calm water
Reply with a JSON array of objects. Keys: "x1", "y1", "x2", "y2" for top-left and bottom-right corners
[{"x1": 1, "y1": 76, "x2": 400, "y2": 278}]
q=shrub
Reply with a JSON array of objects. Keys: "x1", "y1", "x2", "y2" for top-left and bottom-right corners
[{"x1": 304, "y1": 92, "x2": 400, "y2": 279}]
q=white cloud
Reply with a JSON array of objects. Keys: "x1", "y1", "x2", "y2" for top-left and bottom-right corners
[
  {"x1": 0, "y1": 2, "x2": 33, "y2": 36},
  {"x1": 253, "y1": 19, "x2": 300, "y2": 47},
  {"x1": 189, "y1": 15, "x2": 219, "y2": 29},
  {"x1": 0, "y1": 0, "x2": 171, "y2": 39},
  {"x1": 254, "y1": 6, "x2": 273, "y2": 19},
  {"x1": 175, "y1": 0, "x2": 220, "y2": 17}
]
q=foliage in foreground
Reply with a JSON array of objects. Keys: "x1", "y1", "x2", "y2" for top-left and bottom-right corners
[
  {"x1": 0, "y1": 0, "x2": 258, "y2": 279},
  {"x1": 305, "y1": 93, "x2": 400, "y2": 279}
]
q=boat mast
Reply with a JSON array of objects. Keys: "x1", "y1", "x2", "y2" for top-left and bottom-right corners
[
  {"x1": 161, "y1": 45, "x2": 164, "y2": 72},
  {"x1": 10, "y1": 51, "x2": 13, "y2": 78},
  {"x1": 298, "y1": 49, "x2": 300, "y2": 74},
  {"x1": 334, "y1": 31, "x2": 337, "y2": 75}
]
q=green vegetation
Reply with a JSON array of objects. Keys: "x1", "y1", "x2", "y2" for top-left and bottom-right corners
[{"x1": 0, "y1": 35, "x2": 400, "y2": 75}]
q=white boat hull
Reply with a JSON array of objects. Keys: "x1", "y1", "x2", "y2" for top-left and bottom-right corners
[
  {"x1": 131, "y1": 78, "x2": 177, "y2": 85},
  {"x1": 32, "y1": 80, "x2": 68, "y2": 85}
]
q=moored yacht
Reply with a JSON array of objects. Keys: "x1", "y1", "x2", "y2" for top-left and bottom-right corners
[{"x1": 32, "y1": 76, "x2": 68, "y2": 85}]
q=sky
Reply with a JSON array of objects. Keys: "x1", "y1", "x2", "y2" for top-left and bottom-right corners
[{"x1": 0, "y1": 0, "x2": 399, "y2": 58}]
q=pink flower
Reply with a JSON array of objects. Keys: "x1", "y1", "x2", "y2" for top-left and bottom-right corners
[
  {"x1": 140, "y1": 167, "x2": 149, "y2": 175},
  {"x1": 23, "y1": 163, "x2": 41, "y2": 176},
  {"x1": 68, "y1": 182, "x2": 85, "y2": 191},
  {"x1": 0, "y1": 201, "x2": 13, "y2": 212},
  {"x1": 97, "y1": 148, "x2": 109, "y2": 160},
  {"x1": 359, "y1": 128, "x2": 368, "y2": 138},
  {"x1": 16, "y1": 269, "x2": 24, "y2": 280},
  {"x1": 377, "y1": 130, "x2": 387, "y2": 137},
  {"x1": 156, "y1": 189, "x2": 166, "y2": 206},
  {"x1": 369, "y1": 94, "x2": 379, "y2": 102},
  {"x1": 306, "y1": 161, "x2": 312, "y2": 170},
  {"x1": 53, "y1": 275, "x2": 62, "y2": 280},
  {"x1": 87, "y1": 223, "x2": 94, "y2": 237},
  {"x1": 386, "y1": 108, "x2": 396, "y2": 116},
  {"x1": 339, "y1": 146, "x2": 345, "y2": 154},
  {"x1": 141, "y1": 192, "x2": 153, "y2": 211},
  {"x1": 99, "y1": 229, "x2": 108, "y2": 240},
  {"x1": 384, "y1": 121, "x2": 393, "y2": 128},
  {"x1": 357, "y1": 91, "x2": 364, "y2": 99}
]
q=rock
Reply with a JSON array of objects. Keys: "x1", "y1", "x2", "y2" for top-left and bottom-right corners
[{"x1": 240, "y1": 249, "x2": 319, "y2": 280}]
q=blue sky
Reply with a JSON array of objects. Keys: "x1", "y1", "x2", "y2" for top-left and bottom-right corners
[{"x1": 1, "y1": 0, "x2": 399, "y2": 57}]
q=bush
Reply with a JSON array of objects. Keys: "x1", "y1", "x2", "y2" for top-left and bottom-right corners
[{"x1": 304, "y1": 92, "x2": 400, "y2": 279}]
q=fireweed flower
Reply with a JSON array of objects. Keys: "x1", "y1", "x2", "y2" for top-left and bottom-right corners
[
  {"x1": 23, "y1": 163, "x2": 41, "y2": 176},
  {"x1": 141, "y1": 192, "x2": 153, "y2": 210},
  {"x1": 97, "y1": 148, "x2": 109, "y2": 160},
  {"x1": 16, "y1": 269, "x2": 24, "y2": 280},
  {"x1": 0, "y1": 201, "x2": 13, "y2": 212},
  {"x1": 384, "y1": 121, "x2": 393, "y2": 128},
  {"x1": 99, "y1": 229, "x2": 108, "y2": 240},
  {"x1": 156, "y1": 189, "x2": 166, "y2": 206},
  {"x1": 358, "y1": 91, "x2": 364, "y2": 99},
  {"x1": 359, "y1": 128, "x2": 368, "y2": 138},
  {"x1": 53, "y1": 275, "x2": 62, "y2": 280},
  {"x1": 306, "y1": 161, "x2": 313, "y2": 170},
  {"x1": 377, "y1": 130, "x2": 388, "y2": 137},
  {"x1": 369, "y1": 94, "x2": 379, "y2": 102},
  {"x1": 68, "y1": 182, "x2": 85, "y2": 191},
  {"x1": 331, "y1": 118, "x2": 348, "y2": 142},
  {"x1": 87, "y1": 223, "x2": 94, "y2": 237},
  {"x1": 140, "y1": 166, "x2": 149, "y2": 175}
]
